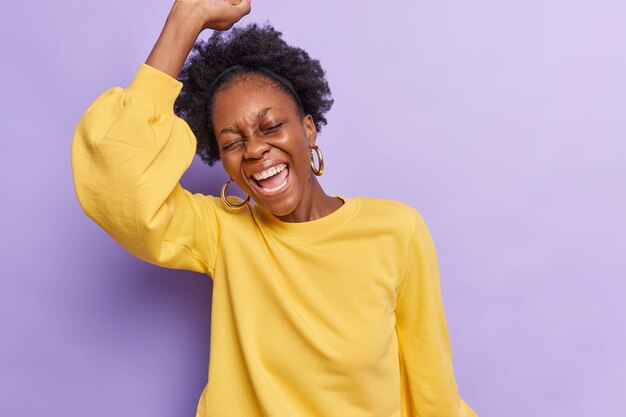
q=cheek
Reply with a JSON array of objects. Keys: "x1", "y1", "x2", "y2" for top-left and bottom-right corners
[
  {"x1": 220, "y1": 154, "x2": 241, "y2": 179},
  {"x1": 282, "y1": 129, "x2": 311, "y2": 163},
  {"x1": 294, "y1": 142, "x2": 312, "y2": 167}
]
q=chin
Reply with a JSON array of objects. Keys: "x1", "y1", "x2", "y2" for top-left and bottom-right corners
[
  {"x1": 245, "y1": 164, "x2": 306, "y2": 218},
  {"x1": 258, "y1": 198, "x2": 299, "y2": 218}
]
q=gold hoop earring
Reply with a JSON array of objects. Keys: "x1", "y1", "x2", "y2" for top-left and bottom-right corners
[
  {"x1": 310, "y1": 145, "x2": 324, "y2": 176},
  {"x1": 221, "y1": 179, "x2": 250, "y2": 209}
]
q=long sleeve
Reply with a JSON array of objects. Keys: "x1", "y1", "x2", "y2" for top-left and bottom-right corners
[
  {"x1": 395, "y1": 211, "x2": 478, "y2": 417},
  {"x1": 71, "y1": 64, "x2": 219, "y2": 276}
]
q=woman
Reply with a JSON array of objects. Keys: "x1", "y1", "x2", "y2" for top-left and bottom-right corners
[{"x1": 71, "y1": 1, "x2": 479, "y2": 416}]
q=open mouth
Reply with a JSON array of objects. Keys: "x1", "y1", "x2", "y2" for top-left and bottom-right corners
[{"x1": 250, "y1": 163, "x2": 290, "y2": 194}]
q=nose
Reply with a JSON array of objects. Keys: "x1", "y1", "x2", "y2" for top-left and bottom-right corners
[{"x1": 243, "y1": 134, "x2": 271, "y2": 160}]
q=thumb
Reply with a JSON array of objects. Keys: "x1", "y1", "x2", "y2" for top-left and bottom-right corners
[
  {"x1": 236, "y1": 0, "x2": 252, "y2": 15},
  {"x1": 227, "y1": 0, "x2": 251, "y2": 20},
  {"x1": 224, "y1": 0, "x2": 251, "y2": 7}
]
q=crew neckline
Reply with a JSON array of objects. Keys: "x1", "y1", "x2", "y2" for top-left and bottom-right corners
[{"x1": 252, "y1": 196, "x2": 359, "y2": 239}]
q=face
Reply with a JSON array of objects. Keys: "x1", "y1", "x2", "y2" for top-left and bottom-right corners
[{"x1": 212, "y1": 76, "x2": 318, "y2": 217}]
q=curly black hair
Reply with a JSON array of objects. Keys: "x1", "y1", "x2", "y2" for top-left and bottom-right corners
[{"x1": 174, "y1": 23, "x2": 334, "y2": 166}]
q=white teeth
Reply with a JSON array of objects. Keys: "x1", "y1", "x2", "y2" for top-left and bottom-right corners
[
  {"x1": 252, "y1": 163, "x2": 287, "y2": 181},
  {"x1": 263, "y1": 178, "x2": 289, "y2": 193}
]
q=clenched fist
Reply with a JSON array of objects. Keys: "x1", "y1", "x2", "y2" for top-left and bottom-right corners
[{"x1": 174, "y1": 0, "x2": 251, "y2": 31}]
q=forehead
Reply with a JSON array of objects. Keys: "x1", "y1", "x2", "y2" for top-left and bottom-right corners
[{"x1": 212, "y1": 75, "x2": 299, "y2": 119}]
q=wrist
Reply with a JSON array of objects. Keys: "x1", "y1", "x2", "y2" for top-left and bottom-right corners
[{"x1": 169, "y1": 1, "x2": 207, "y2": 32}]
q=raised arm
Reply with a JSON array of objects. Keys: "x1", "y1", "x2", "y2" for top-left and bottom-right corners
[
  {"x1": 71, "y1": 0, "x2": 250, "y2": 276},
  {"x1": 146, "y1": 0, "x2": 251, "y2": 78}
]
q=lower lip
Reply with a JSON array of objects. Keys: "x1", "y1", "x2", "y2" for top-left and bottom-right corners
[{"x1": 250, "y1": 167, "x2": 290, "y2": 197}]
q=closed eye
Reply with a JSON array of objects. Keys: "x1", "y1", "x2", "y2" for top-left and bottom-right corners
[
  {"x1": 262, "y1": 123, "x2": 283, "y2": 134},
  {"x1": 222, "y1": 138, "x2": 244, "y2": 151}
]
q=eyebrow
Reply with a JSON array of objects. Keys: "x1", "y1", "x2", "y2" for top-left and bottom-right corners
[{"x1": 219, "y1": 107, "x2": 276, "y2": 137}]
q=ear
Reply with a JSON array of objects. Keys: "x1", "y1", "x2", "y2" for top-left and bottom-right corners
[{"x1": 302, "y1": 114, "x2": 317, "y2": 148}]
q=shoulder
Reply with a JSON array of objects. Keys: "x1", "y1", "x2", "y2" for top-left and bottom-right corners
[
  {"x1": 190, "y1": 193, "x2": 253, "y2": 225},
  {"x1": 355, "y1": 196, "x2": 422, "y2": 221},
  {"x1": 352, "y1": 196, "x2": 426, "y2": 237}
]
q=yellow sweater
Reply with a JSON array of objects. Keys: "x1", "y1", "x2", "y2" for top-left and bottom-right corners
[{"x1": 71, "y1": 63, "x2": 478, "y2": 417}]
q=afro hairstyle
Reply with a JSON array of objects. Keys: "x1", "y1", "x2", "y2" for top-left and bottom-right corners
[{"x1": 174, "y1": 22, "x2": 334, "y2": 166}]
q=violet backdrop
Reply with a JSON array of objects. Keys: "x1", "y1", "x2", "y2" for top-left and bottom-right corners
[{"x1": 1, "y1": 0, "x2": 625, "y2": 416}]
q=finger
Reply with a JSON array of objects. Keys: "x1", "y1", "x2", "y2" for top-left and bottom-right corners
[
  {"x1": 236, "y1": 0, "x2": 252, "y2": 15},
  {"x1": 222, "y1": 0, "x2": 248, "y2": 6},
  {"x1": 226, "y1": 0, "x2": 251, "y2": 19}
]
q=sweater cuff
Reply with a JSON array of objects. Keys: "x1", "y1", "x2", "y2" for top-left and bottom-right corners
[{"x1": 127, "y1": 63, "x2": 183, "y2": 114}]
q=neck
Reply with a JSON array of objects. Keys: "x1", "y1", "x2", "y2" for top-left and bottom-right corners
[{"x1": 277, "y1": 175, "x2": 344, "y2": 223}]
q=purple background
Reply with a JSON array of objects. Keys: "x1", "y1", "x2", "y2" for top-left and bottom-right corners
[{"x1": 2, "y1": 0, "x2": 625, "y2": 415}]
